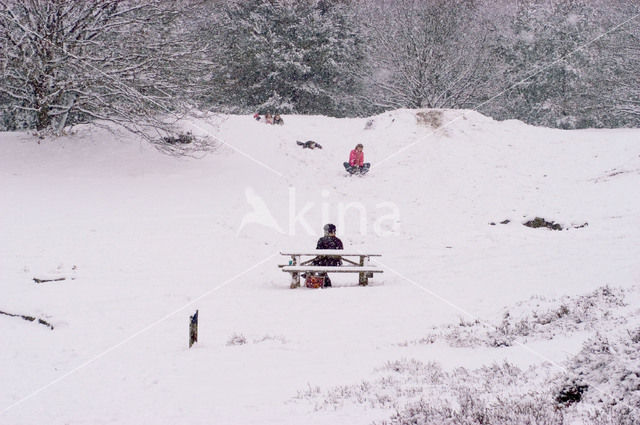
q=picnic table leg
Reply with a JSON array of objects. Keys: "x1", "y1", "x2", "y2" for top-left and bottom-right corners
[
  {"x1": 288, "y1": 255, "x2": 301, "y2": 289},
  {"x1": 290, "y1": 272, "x2": 300, "y2": 289},
  {"x1": 359, "y1": 255, "x2": 368, "y2": 286}
]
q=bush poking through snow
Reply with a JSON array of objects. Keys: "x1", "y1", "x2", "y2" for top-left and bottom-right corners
[
  {"x1": 154, "y1": 130, "x2": 217, "y2": 157},
  {"x1": 253, "y1": 334, "x2": 287, "y2": 344},
  {"x1": 554, "y1": 328, "x2": 640, "y2": 416},
  {"x1": 523, "y1": 217, "x2": 563, "y2": 230},
  {"x1": 297, "y1": 344, "x2": 640, "y2": 424},
  {"x1": 162, "y1": 131, "x2": 196, "y2": 144},
  {"x1": 380, "y1": 393, "x2": 563, "y2": 425},
  {"x1": 555, "y1": 381, "x2": 589, "y2": 405},
  {"x1": 296, "y1": 359, "x2": 566, "y2": 424},
  {"x1": 293, "y1": 286, "x2": 640, "y2": 424},
  {"x1": 226, "y1": 333, "x2": 247, "y2": 346},
  {"x1": 416, "y1": 110, "x2": 443, "y2": 128},
  {"x1": 412, "y1": 286, "x2": 628, "y2": 349}
]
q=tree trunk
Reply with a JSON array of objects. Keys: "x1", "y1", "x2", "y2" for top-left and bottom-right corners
[
  {"x1": 33, "y1": 79, "x2": 51, "y2": 131},
  {"x1": 55, "y1": 94, "x2": 77, "y2": 135}
]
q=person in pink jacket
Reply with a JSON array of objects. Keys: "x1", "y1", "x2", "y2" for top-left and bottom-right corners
[{"x1": 344, "y1": 143, "x2": 371, "y2": 174}]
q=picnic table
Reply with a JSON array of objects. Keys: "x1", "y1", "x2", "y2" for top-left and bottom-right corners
[{"x1": 279, "y1": 250, "x2": 383, "y2": 288}]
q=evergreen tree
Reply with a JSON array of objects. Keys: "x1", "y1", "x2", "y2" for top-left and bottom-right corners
[
  {"x1": 489, "y1": 0, "x2": 613, "y2": 128},
  {"x1": 206, "y1": 0, "x2": 364, "y2": 116}
]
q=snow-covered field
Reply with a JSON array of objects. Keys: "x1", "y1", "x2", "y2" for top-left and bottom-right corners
[{"x1": 1, "y1": 110, "x2": 639, "y2": 424}]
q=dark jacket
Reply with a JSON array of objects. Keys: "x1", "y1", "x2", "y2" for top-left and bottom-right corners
[
  {"x1": 314, "y1": 236, "x2": 343, "y2": 266},
  {"x1": 296, "y1": 140, "x2": 322, "y2": 149}
]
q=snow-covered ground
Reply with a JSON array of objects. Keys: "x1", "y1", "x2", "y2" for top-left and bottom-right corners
[{"x1": 1, "y1": 110, "x2": 639, "y2": 424}]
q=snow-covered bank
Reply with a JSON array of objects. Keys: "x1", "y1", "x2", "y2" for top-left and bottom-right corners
[{"x1": 1, "y1": 110, "x2": 639, "y2": 424}]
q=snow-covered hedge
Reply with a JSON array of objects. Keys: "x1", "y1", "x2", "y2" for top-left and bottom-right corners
[{"x1": 294, "y1": 286, "x2": 640, "y2": 425}]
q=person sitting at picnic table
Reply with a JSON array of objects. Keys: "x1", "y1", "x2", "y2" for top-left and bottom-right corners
[{"x1": 312, "y1": 223, "x2": 343, "y2": 287}]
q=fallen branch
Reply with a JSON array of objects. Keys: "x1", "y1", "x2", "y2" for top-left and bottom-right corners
[
  {"x1": 0, "y1": 310, "x2": 55, "y2": 330},
  {"x1": 33, "y1": 277, "x2": 65, "y2": 284}
]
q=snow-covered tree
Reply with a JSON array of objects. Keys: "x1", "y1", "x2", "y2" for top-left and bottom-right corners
[
  {"x1": 612, "y1": 30, "x2": 640, "y2": 123},
  {"x1": 0, "y1": 0, "x2": 207, "y2": 135},
  {"x1": 205, "y1": 0, "x2": 364, "y2": 116},
  {"x1": 595, "y1": 2, "x2": 640, "y2": 126},
  {"x1": 357, "y1": 0, "x2": 495, "y2": 111},
  {"x1": 482, "y1": 0, "x2": 640, "y2": 129},
  {"x1": 487, "y1": 0, "x2": 591, "y2": 128}
]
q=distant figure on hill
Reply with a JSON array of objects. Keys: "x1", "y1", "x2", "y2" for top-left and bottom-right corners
[
  {"x1": 264, "y1": 112, "x2": 274, "y2": 124},
  {"x1": 343, "y1": 143, "x2": 370, "y2": 175},
  {"x1": 253, "y1": 112, "x2": 261, "y2": 121},
  {"x1": 273, "y1": 114, "x2": 284, "y2": 125},
  {"x1": 311, "y1": 223, "x2": 343, "y2": 287},
  {"x1": 296, "y1": 140, "x2": 322, "y2": 149}
]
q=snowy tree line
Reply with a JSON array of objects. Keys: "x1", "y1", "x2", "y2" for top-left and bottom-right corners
[{"x1": 1, "y1": 0, "x2": 639, "y2": 135}]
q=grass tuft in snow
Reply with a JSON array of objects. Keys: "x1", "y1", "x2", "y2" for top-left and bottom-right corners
[{"x1": 226, "y1": 333, "x2": 248, "y2": 346}]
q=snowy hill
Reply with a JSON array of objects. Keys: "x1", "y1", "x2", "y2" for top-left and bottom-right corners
[{"x1": 1, "y1": 110, "x2": 639, "y2": 424}]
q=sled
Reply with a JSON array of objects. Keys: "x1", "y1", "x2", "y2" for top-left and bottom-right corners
[{"x1": 343, "y1": 162, "x2": 370, "y2": 175}]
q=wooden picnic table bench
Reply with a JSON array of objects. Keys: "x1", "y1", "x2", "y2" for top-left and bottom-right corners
[{"x1": 279, "y1": 250, "x2": 383, "y2": 288}]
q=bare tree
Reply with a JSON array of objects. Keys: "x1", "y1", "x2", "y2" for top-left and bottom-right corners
[
  {"x1": 357, "y1": 0, "x2": 495, "y2": 111},
  {"x1": 616, "y1": 34, "x2": 640, "y2": 121},
  {"x1": 0, "y1": 0, "x2": 208, "y2": 138},
  {"x1": 601, "y1": 11, "x2": 640, "y2": 124}
]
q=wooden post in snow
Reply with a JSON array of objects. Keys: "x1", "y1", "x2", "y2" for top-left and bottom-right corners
[{"x1": 189, "y1": 310, "x2": 198, "y2": 348}]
